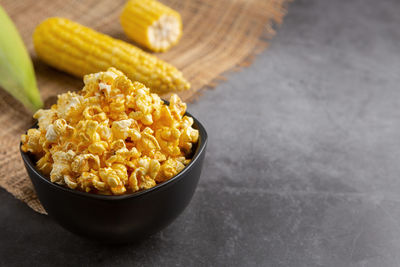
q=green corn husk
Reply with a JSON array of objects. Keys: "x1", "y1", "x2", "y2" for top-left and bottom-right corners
[{"x1": 0, "y1": 5, "x2": 42, "y2": 111}]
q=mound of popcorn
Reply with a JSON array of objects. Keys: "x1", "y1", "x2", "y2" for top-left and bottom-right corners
[{"x1": 21, "y1": 68, "x2": 199, "y2": 195}]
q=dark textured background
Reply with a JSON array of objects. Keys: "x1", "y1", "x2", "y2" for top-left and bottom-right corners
[{"x1": 1, "y1": 0, "x2": 400, "y2": 266}]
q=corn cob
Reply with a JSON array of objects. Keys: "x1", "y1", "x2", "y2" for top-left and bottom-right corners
[
  {"x1": 33, "y1": 17, "x2": 190, "y2": 94},
  {"x1": 120, "y1": 0, "x2": 182, "y2": 52}
]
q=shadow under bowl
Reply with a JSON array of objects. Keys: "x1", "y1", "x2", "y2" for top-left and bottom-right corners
[{"x1": 20, "y1": 113, "x2": 207, "y2": 244}]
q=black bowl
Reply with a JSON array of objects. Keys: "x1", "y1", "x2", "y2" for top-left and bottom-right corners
[{"x1": 20, "y1": 113, "x2": 207, "y2": 244}]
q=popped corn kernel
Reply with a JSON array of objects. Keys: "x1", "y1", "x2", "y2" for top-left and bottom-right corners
[
  {"x1": 33, "y1": 109, "x2": 57, "y2": 130},
  {"x1": 21, "y1": 68, "x2": 198, "y2": 195},
  {"x1": 21, "y1": 129, "x2": 42, "y2": 153},
  {"x1": 50, "y1": 150, "x2": 75, "y2": 184},
  {"x1": 156, "y1": 158, "x2": 185, "y2": 183},
  {"x1": 88, "y1": 141, "x2": 108, "y2": 155},
  {"x1": 36, "y1": 152, "x2": 53, "y2": 175}
]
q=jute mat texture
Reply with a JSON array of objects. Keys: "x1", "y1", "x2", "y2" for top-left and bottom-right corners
[{"x1": 0, "y1": 0, "x2": 289, "y2": 214}]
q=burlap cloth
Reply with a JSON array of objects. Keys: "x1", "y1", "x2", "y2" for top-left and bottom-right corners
[{"x1": 0, "y1": 0, "x2": 289, "y2": 214}]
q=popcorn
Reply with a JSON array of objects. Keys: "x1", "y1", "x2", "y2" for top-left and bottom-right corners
[
  {"x1": 156, "y1": 127, "x2": 181, "y2": 157},
  {"x1": 36, "y1": 152, "x2": 53, "y2": 175},
  {"x1": 156, "y1": 158, "x2": 186, "y2": 183},
  {"x1": 169, "y1": 94, "x2": 186, "y2": 120},
  {"x1": 88, "y1": 141, "x2": 108, "y2": 155},
  {"x1": 21, "y1": 68, "x2": 199, "y2": 195},
  {"x1": 111, "y1": 119, "x2": 141, "y2": 141},
  {"x1": 33, "y1": 109, "x2": 57, "y2": 130},
  {"x1": 55, "y1": 92, "x2": 85, "y2": 121},
  {"x1": 83, "y1": 106, "x2": 107, "y2": 121},
  {"x1": 71, "y1": 154, "x2": 100, "y2": 173},
  {"x1": 50, "y1": 150, "x2": 75, "y2": 184},
  {"x1": 21, "y1": 129, "x2": 42, "y2": 153},
  {"x1": 137, "y1": 127, "x2": 161, "y2": 156}
]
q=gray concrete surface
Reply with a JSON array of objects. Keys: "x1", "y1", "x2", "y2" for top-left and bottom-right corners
[{"x1": 1, "y1": 0, "x2": 400, "y2": 266}]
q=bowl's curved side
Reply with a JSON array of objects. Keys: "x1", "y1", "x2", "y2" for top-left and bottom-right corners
[
  {"x1": 24, "y1": 148, "x2": 206, "y2": 243},
  {"x1": 21, "y1": 118, "x2": 207, "y2": 243}
]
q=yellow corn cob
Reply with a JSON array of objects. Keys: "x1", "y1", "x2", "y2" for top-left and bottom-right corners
[
  {"x1": 33, "y1": 17, "x2": 189, "y2": 93},
  {"x1": 120, "y1": 0, "x2": 182, "y2": 52}
]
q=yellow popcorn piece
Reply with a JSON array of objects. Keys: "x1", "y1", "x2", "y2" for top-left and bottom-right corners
[
  {"x1": 130, "y1": 166, "x2": 156, "y2": 190},
  {"x1": 71, "y1": 154, "x2": 100, "y2": 173},
  {"x1": 156, "y1": 126, "x2": 181, "y2": 157},
  {"x1": 83, "y1": 106, "x2": 107, "y2": 122},
  {"x1": 169, "y1": 94, "x2": 186, "y2": 120},
  {"x1": 21, "y1": 68, "x2": 198, "y2": 195},
  {"x1": 33, "y1": 109, "x2": 57, "y2": 131},
  {"x1": 156, "y1": 158, "x2": 185, "y2": 183},
  {"x1": 111, "y1": 119, "x2": 141, "y2": 141},
  {"x1": 88, "y1": 141, "x2": 108, "y2": 155},
  {"x1": 36, "y1": 152, "x2": 53, "y2": 175},
  {"x1": 50, "y1": 150, "x2": 75, "y2": 184},
  {"x1": 21, "y1": 129, "x2": 42, "y2": 153},
  {"x1": 64, "y1": 174, "x2": 78, "y2": 189},
  {"x1": 137, "y1": 127, "x2": 161, "y2": 156}
]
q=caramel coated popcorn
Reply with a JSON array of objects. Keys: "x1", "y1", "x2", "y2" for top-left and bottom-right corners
[{"x1": 21, "y1": 68, "x2": 199, "y2": 195}]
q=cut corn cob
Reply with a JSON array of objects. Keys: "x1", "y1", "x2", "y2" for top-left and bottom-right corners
[
  {"x1": 33, "y1": 17, "x2": 189, "y2": 94},
  {"x1": 120, "y1": 0, "x2": 182, "y2": 52}
]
